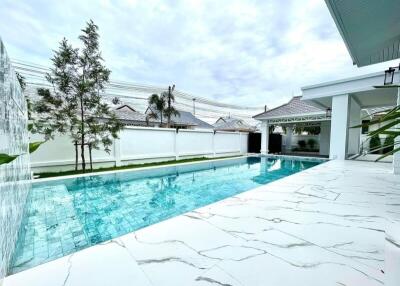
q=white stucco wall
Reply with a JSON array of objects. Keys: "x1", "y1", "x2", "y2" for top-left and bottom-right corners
[
  {"x1": 30, "y1": 127, "x2": 248, "y2": 172},
  {"x1": 330, "y1": 94, "x2": 350, "y2": 160}
]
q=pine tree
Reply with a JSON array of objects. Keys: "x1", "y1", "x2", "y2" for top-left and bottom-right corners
[{"x1": 33, "y1": 20, "x2": 122, "y2": 172}]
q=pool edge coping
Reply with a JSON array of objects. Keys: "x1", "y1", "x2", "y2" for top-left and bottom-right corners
[{"x1": 33, "y1": 154, "x2": 328, "y2": 183}]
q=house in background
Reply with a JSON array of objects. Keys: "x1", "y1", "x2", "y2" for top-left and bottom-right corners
[
  {"x1": 213, "y1": 116, "x2": 256, "y2": 132},
  {"x1": 113, "y1": 105, "x2": 158, "y2": 127},
  {"x1": 145, "y1": 105, "x2": 214, "y2": 129}
]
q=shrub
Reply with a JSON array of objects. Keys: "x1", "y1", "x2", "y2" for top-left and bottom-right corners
[
  {"x1": 307, "y1": 138, "x2": 317, "y2": 150},
  {"x1": 369, "y1": 135, "x2": 381, "y2": 154},
  {"x1": 298, "y1": 140, "x2": 306, "y2": 149},
  {"x1": 382, "y1": 136, "x2": 395, "y2": 154}
]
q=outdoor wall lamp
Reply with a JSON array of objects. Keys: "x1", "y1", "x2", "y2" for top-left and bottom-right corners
[
  {"x1": 326, "y1": 108, "x2": 332, "y2": 118},
  {"x1": 384, "y1": 67, "x2": 396, "y2": 85},
  {"x1": 374, "y1": 64, "x2": 400, "y2": 89}
]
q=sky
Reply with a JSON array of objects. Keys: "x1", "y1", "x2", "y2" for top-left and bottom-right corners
[{"x1": 0, "y1": 0, "x2": 398, "y2": 109}]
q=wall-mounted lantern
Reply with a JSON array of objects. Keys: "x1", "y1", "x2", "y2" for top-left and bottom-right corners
[
  {"x1": 384, "y1": 67, "x2": 396, "y2": 85},
  {"x1": 326, "y1": 108, "x2": 332, "y2": 118}
]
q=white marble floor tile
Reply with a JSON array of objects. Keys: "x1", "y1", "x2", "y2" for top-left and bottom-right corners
[{"x1": 5, "y1": 160, "x2": 399, "y2": 286}]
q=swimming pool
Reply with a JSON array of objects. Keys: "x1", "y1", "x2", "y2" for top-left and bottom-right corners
[{"x1": 10, "y1": 156, "x2": 323, "y2": 274}]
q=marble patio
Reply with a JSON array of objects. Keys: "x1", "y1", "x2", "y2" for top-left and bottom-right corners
[{"x1": 5, "y1": 159, "x2": 400, "y2": 286}]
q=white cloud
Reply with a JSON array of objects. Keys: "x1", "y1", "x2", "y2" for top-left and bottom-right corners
[{"x1": 0, "y1": 0, "x2": 397, "y2": 109}]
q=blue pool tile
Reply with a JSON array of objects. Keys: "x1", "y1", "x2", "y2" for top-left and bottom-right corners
[{"x1": 10, "y1": 156, "x2": 323, "y2": 274}]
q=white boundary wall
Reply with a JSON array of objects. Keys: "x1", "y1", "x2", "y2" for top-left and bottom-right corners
[{"x1": 30, "y1": 126, "x2": 249, "y2": 172}]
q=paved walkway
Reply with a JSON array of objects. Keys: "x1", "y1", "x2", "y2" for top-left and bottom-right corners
[{"x1": 6, "y1": 160, "x2": 399, "y2": 286}]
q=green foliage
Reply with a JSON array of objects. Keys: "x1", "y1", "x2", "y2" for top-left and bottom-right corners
[
  {"x1": 147, "y1": 93, "x2": 166, "y2": 125},
  {"x1": 268, "y1": 125, "x2": 275, "y2": 134},
  {"x1": 369, "y1": 135, "x2": 381, "y2": 154},
  {"x1": 383, "y1": 136, "x2": 395, "y2": 154},
  {"x1": 353, "y1": 104, "x2": 399, "y2": 160},
  {"x1": 16, "y1": 72, "x2": 26, "y2": 91},
  {"x1": 298, "y1": 140, "x2": 306, "y2": 149},
  {"x1": 29, "y1": 141, "x2": 45, "y2": 154},
  {"x1": 294, "y1": 126, "x2": 320, "y2": 135},
  {"x1": 33, "y1": 20, "x2": 122, "y2": 172},
  {"x1": 0, "y1": 153, "x2": 18, "y2": 165},
  {"x1": 307, "y1": 138, "x2": 317, "y2": 149},
  {"x1": 146, "y1": 87, "x2": 180, "y2": 128},
  {"x1": 162, "y1": 85, "x2": 180, "y2": 128}
]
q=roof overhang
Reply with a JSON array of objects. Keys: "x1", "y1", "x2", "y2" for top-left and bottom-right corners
[
  {"x1": 325, "y1": 0, "x2": 400, "y2": 67},
  {"x1": 302, "y1": 71, "x2": 398, "y2": 109},
  {"x1": 255, "y1": 112, "x2": 330, "y2": 125}
]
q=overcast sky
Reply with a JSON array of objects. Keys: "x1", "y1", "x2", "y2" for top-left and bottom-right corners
[{"x1": 1, "y1": 0, "x2": 397, "y2": 108}]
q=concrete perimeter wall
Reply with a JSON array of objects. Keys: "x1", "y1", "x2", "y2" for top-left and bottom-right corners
[{"x1": 30, "y1": 127, "x2": 249, "y2": 173}]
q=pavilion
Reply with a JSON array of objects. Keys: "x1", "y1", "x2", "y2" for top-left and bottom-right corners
[{"x1": 254, "y1": 96, "x2": 331, "y2": 156}]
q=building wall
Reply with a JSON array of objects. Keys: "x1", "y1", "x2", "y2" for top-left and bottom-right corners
[
  {"x1": 0, "y1": 39, "x2": 30, "y2": 281},
  {"x1": 30, "y1": 127, "x2": 249, "y2": 173}
]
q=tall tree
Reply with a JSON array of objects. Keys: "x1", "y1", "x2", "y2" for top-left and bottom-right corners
[
  {"x1": 147, "y1": 93, "x2": 166, "y2": 126},
  {"x1": 162, "y1": 85, "x2": 180, "y2": 128},
  {"x1": 33, "y1": 20, "x2": 122, "y2": 172}
]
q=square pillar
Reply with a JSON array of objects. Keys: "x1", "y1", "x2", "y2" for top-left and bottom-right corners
[
  {"x1": 319, "y1": 121, "x2": 331, "y2": 156},
  {"x1": 347, "y1": 96, "x2": 361, "y2": 156},
  {"x1": 114, "y1": 137, "x2": 121, "y2": 167},
  {"x1": 261, "y1": 121, "x2": 269, "y2": 154},
  {"x1": 285, "y1": 126, "x2": 293, "y2": 152},
  {"x1": 394, "y1": 88, "x2": 400, "y2": 174},
  {"x1": 329, "y1": 94, "x2": 350, "y2": 160}
]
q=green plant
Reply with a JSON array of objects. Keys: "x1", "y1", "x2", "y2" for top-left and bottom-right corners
[
  {"x1": 29, "y1": 142, "x2": 45, "y2": 153},
  {"x1": 383, "y1": 135, "x2": 395, "y2": 154},
  {"x1": 33, "y1": 20, "x2": 122, "y2": 172},
  {"x1": 163, "y1": 85, "x2": 180, "y2": 128},
  {"x1": 298, "y1": 140, "x2": 306, "y2": 149},
  {"x1": 295, "y1": 126, "x2": 320, "y2": 135},
  {"x1": 354, "y1": 104, "x2": 399, "y2": 160},
  {"x1": 307, "y1": 138, "x2": 317, "y2": 150},
  {"x1": 369, "y1": 135, "x2": 382, "y2": 154},
  {"x1": 0, "y1": 153, "x2": 18, "y2": 165},
  {"x1": 147, "y1": 93, "x2": 166, "y2": 125}
]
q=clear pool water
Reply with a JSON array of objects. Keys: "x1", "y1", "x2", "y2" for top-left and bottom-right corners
[{"x1": 11, "y1": 156, "x2": 322, "y2": 273}]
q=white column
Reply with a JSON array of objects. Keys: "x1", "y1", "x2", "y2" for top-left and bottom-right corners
[
  {"x1": 238, "y1": 132, "x2": 242, "y2": 154},
  {"x1": 174, "y1": 129, "x2": 179, "y2": 160},
  {"x1": 329, "y1": 94, "x2": 350, "y2": 160},
  {"x1": 319, "y1": 121, "x2": 331, "y2": 156},
  {"x1": 212, "y1": 131, "x2": 216, "y2": 157},
  {"x1": 260, "y1": 121, "x2": 269, "y2": 154},
  {"x1": 394, "y1": 88, "x2": 400, "y2": 174},
  {"x1": 285, "y1": 126, "x2": 293, "y2": 152},
  {"x1": 114, "y1": 137, "x2": 121, "y2": 167},
  {"x1": 347, "y1": 96, "x2": 361, "y2": 156}
]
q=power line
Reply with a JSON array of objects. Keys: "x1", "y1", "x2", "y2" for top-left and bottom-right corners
[{"x1": 12, "y1": 59, "x2": 264, "y2": 124}]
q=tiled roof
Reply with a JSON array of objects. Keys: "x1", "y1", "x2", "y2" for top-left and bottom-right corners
[
  {"x1": 176, "y1": 111, "x2": 214, "y2": 129},
  {"x1": 213, "y1": 117, "x2": 255, "y2": 132},
  {"x1": 114, "y1": 105, "x2": 156, "y2": 124},
  {"x1": 146, "y1": 106, "x2": 213, "y2": 128},
  {"x1": 253, "y1": 96, "x2": 324, "y2": 119}
]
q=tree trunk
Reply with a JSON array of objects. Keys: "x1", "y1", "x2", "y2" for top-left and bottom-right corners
[
  {"x1": 89, "y1": 143, "x2": 93, "y2": 171},
  {"x1": 80, "y1": 96, "x2": 86, "y2": 172},
  {"x1": 75, "y1": 141, "x2": 78, "y2": 171}
]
